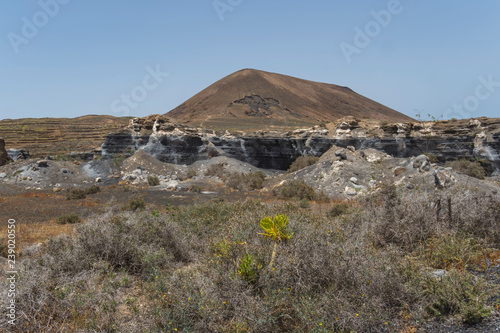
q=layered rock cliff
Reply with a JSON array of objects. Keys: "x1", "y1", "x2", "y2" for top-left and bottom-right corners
[
  {"x1": 0, "y1": 138, "x2": 9, "y2": 166},
  {"x1": 101, "y1": 115, "x2": 500, "y2": 174}
]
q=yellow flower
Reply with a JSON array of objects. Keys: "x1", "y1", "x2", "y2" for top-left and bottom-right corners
[
  {"x1": 356, "y1": 314, "x2": 359, "y2": 316},
  {"x1": 319, "y1": 323, "x2": 322, "y2": 326}
]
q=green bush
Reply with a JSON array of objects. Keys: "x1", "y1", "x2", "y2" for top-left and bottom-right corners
[
  {"x1": 327, "y1": 202, "x2": 350, "y2": 218},
  {"x1": 422, "y1": 270, "x2": 492, "y2": 324},
  {"x1": 298, "y1": 198, "x2": 310, "y2": 208},
  {"x1": 66, "y1": 185, "x2": 100, "y2": 200},
  {"x1": 445, "y1": 159, "x2": 486, "y2": 179},
  {"x1": 66, "y1": 189, "x2": 86, "y2": 200},
  {"x1": 123, "y1": 197, "x2": 146, "y2": 211},
  {"x1": 56, "y1": 213, "x2": 81, "y2": 224},
  {"x1": 273, "y1": 180, "x2": 329, "y2": 202},
  {"x1": 225, "y1": 171, "x2": 266, "y2": 191},
  {"x1": 147, "y1": 175, "x2": 160, "y2": 186},
  {"x1": 237, "y1": 253, "x2": 260, "y2": 284},
  {"x1": 84, "y1": 185, "x2": 101, "y2": 195},
  {"x1": 287, "y1": 155, "x2": 319, "y2": 173}
]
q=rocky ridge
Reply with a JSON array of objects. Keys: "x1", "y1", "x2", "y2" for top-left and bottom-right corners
[{"x1": 102, "y1": 115, "x2": 500, "y2": 174}]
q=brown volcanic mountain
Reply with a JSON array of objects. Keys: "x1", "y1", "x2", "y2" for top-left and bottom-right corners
[{"x1": 167, "y1": 69, "x2": 413, "y2": 130}]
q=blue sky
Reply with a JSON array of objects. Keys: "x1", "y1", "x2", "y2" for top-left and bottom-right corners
[{"x1": 1, "y1": 0, "x2": 499, "y2": 120}]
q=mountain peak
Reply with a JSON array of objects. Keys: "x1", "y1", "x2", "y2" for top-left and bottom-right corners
[{"x1": 166, "y1": 69, "x2": 413, "y2": 130}]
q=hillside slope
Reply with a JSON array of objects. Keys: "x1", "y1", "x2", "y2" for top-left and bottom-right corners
[{"x1": 167, "y1": 69, "x2": 413, "y2": 130}]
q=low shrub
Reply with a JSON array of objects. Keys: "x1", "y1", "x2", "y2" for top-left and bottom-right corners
[
  {"x1": 327, "y1": 202, "x2": 350, "y2": 218},
  {"x1": 186, "y1": 169, "x2": 197, "y2": 179},
  {"x1": 189, "y1": 185, "x2": 202, "y2": 193},
  {"x1": 56, "y1": 213, "x2": 80, "y2": 224},
  {"x1": 273, "y1": 180, "x2": 329, "y2": 202},
  {"x1": 147, "y1": 175, "x2": 160, "y2": 186},
  {"x1": 67, "y1": 185, "x2": 101, "y2": 200},
  {"x1": 287, "y1": 155, "x2": 319, "y2": 173},
  {"x1": 84, "y1": 185, "x2": 101, "y2": 195},
  {"x1": 66, "y1": 189, "x2": 86, "y2": 200},
  {"x1": 123, "y1": 197, "x2": 146, "y2": 211},
  {"x1": 225, "y1": 171, "x2": 266, "y2": 191},
  {"x1": 204, "y1": 163, "x2": 226, "y2": 178},
  {"x1": 445, "y1": 159, "x2": 486, "y2": 179},
  {"x1": 298, "y1": 198, "x2": 310, "y2": 208},
  {"x1": 422, "y1": 269, "x2": 492, "y2": 324}
]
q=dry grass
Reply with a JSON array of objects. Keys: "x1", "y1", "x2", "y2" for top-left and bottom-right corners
[{"x1": 0, "y1": 220, "x2": 73, "y2": 252}]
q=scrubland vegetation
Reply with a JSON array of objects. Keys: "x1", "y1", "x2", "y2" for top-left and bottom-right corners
[
  {"x1": 2, "y1": 184, "x2": 499, "y2": 332},
  {"x1": 205, "y1": 163, "x2": 267, "y2": 191}
]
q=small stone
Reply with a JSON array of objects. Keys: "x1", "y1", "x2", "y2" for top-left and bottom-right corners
[
  {"x1": 95, "y1": 177, "x2": 103, "y2": 183},
  {"x1": 347, "y1": 146, "x2": 355, "y2": 152},
  {"x1": 53, "y1": 188, "x2": 62, "y2": 193},
  {"x1": 393, "y1": 166, "x2": 406, "y2": 177},
  {"x1": 345, "y1": 186, "x2": 357, "y2": 196},
  {"x1": 60, "y1": 168, "x2": 71, "y2": 174},
  {"x1": 37, "y1": 160, "x2": 49, "y2": 168},
  {"x1": 431, "y1": 269, "x2": 448, "y2": 279},
  {"x1": 335, "y1": 150, "x2": 347, "y2": 160},
  {"x1": 0, "y1": 172, "x2": 6, "y2": 178},
  {"x1": 350, "y1": 177, "x2": 359, "y2": 185},
  {"x1": 122, "y1": 174, "x2": 136, "y2": 181}
]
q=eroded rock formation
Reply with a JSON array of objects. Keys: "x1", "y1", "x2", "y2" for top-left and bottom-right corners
[
  {"x1": 102, "y1": 116, "x2": 500, "y2": 174},
  {"x1": 0, "y1": 138, "x2": 10, "y2": 166}
]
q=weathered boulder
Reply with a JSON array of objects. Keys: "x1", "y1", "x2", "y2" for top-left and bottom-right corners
[
  {"x1": 434, "y1": 169, "x2": 456, "y2": 189},
  {"x1": 412, "y1": 155, "x2": 432, "y2": 172}
]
